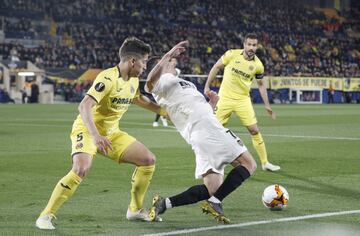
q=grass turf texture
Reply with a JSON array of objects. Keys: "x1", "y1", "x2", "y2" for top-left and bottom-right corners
[{"x1": 0, "y1": 104, "x2": 359, "y2": 235}]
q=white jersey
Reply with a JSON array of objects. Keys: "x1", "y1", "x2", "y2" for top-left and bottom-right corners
[
  {"x1": 146, "y1": 73, "x2": 213, "y2": 142},
  {"x1": 145, "y1": 72, "x2": 247, "y2": 178}
]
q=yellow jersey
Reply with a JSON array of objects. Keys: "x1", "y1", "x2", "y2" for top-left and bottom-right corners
[
  {"x1": 218, "y1": 49, "x2": 264, "y2": 99},
  {"x1": 73, "y1": 66, "x2": 140, "y2": 136}
]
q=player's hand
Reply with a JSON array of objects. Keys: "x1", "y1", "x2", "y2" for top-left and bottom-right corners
[
  {"x1": 206, "y1": 90, "x2": 219, "y2": 103},
  {"x1": 166, "y1": 40, "x2": 189, "y2": 58},
  {"x1": 204, "y1": 87, "x2": 211, "y2": 97},
  {"x1": 93, "y1": 134, "x2": 113, "y2": 155},
  {"x1": 265, "y1": 106, "x2": 276, "y2": 120},
  {"x1": 206, "y1": 90, "x2": 219, "y2": 110}
]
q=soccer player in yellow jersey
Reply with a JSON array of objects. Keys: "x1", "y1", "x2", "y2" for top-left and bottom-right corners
[
  {"x1": 204, "y1": 33, "x2": 280, "y2": 172},
  {"x1": 36, "y1": 37, "x2": 165, "y2": 230}
]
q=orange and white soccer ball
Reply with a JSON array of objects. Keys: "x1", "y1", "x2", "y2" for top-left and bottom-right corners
[{"x1": 262, "y1": 184, "x2": 289, "y2": 211}]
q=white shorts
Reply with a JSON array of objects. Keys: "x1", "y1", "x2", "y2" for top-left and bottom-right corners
[{"x1": 188, "y1": 116, "x2": 247, "y2": 179}]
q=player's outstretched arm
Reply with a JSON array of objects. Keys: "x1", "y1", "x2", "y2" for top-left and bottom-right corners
[
  {"x1": 204, "y1": 58, "x2": 224, "y2": 96},
  {"x1": 146, "y1": 40, "x2": 188, "y2": 92}
]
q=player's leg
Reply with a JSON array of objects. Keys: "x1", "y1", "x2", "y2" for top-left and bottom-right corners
[
  {"x1": 200, "y1": 151, "x2": 256, "y2": 224},
  {"x1": 149, "y1": 172, "x2": 214, "y2": 221},
  {"x1": 212, "y1": 151, "x2": 256, "y2": 202},
  {"x1": 234, "y1": 98, "x2": 280, "y2": 171},
  {"x1": 36, "y1": 153, "x2": 92, "y2": 229},
  {"x1": 108, "y1": 131, "x2": 156, "y2": 221},
  {"x1": 36, "y1": 127, "x2": 96, "y2": 230},
  {"x1": 122, "y1": 141, "x2": 155, "y2": 210},
  {"x1": 149, "y1": 148, "x2": 222, "y2": 221},
  {"x1": 200, "y1": 171, "x2": 233, "y2": 223},
  {"x1": 246, "y1": 124, "x2": 280, "y2": 171},
  {"x1": 153, "y1": 114, "x2": 160, "y2": 127}
]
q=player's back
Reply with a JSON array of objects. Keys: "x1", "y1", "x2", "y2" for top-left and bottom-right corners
[{"x1": 151, "y1": 73, "x2": 213, "y2": 139}]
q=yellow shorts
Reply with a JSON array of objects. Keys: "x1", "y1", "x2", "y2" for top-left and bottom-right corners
[
  {"x1": 215, "y1": 96, "x2": 257, "y2": 126},
  {"x1": 70, "y1": 125, "x2": 136, "y2": 163}
]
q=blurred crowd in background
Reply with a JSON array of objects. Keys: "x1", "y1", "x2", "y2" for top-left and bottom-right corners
[{"x1": 0, "y1": 0, "x2": 359, "y2": 78}]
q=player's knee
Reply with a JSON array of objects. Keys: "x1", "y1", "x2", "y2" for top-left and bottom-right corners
[
  {"x1": 143, "y1": 153, "x2": 156, "y2": 166},
  {"x1": 73, "y1": 166, "x2": 90, "y2": 178},
  {"x1": 249, "y1": 129, "x2": 259, "y2": 135},
  {"x1": 239, "y1": 153, "x2": 257, "y2": 175},
  {"x1": 248, "y1": 159, "x2": 257, "y2": 175}
]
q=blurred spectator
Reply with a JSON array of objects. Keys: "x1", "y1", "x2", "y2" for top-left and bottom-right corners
[
  {"x1": 0, "y1": 0, "x2": 358, "y2": 78},
  {"x1": 0, "y1": 88, "x2": 15, "y2": 103},
  {"x1": 30, "y1": 83, "x2": 39, "y2": 103}
]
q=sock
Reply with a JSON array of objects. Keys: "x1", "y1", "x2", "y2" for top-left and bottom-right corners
[
  {"x1": 129, "y1": 165, "x2": 155, "y2": 212},
  {"x1": 208, "y1": 196, "x2": 221, "y2": 203},
  {"x1": 165, "y1": 198, "x2": 172, "y2": 209},
  {"x1": 40, "y1": 170, "x2": 82, "y2": 217},
  {"x1": 214, "y1": 165, "x2": 250, "y2": 201},
  {"x1": 251, "y1": 132, "x2": 268, "y2": 165},
  {"x1": 155, "y1": 114, "x2": 160, "y2": 122},
  {"x1": 169, "y1": 184, "x2": 210, "y2": 207}
]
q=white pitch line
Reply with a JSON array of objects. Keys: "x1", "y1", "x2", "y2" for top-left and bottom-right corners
[
  {"x1": 259, "y1": 133, "x2": 360, "y2": 141},
  {"x1": 142, "y1": 209, "x2": 360, "y2": 236}
]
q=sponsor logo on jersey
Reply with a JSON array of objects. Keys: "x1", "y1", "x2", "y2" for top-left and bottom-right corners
[
  {"x1": 111, "y1": 97, "x2": 133, "y2": 104},
  {"x1": 231, "y1": 67, "x2": 251, "y2": 79},
  {"x1": 95, "y1": 82, "x2": 105, "y2": 92},
  {"x1": 130, "y1": 85, "x2": 135, "y2": 94}
]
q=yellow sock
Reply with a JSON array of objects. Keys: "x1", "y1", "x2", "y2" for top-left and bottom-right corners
[
  {"x1": 251, "y1": 133, "x2": 268, "y2": 165},
  {"x1": 129, "y1": 165, "x2": 155, "y2": 212},
  {"x1": 40, "y1": 170, "x2": 82, "y2": 217}
]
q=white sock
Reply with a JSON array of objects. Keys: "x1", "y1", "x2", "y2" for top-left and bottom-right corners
[
  {"x1": 208, "y1": 196, "x2": 221, "y2": 203},
  {"x1": 165, "y1": 198, "x2": 172, "y2": 209}
]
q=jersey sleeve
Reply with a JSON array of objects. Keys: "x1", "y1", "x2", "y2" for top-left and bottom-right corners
[
  {"x1": 255, "y1": 61, "x2": 265, "y2": 79},
  {"x1": 86, "y1": 72, "x2": 113, "y2": 103},
  {"x1": 221, "y1": 50, "x2": 235, "y2": 66}
]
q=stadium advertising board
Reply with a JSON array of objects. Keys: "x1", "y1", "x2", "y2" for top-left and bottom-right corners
[
  {"x1": 343, "y1": 78, "x2": 360, "y2": 92},
  {"x1": 267, "y1": 77, "x2": 347, "y2": 90}
]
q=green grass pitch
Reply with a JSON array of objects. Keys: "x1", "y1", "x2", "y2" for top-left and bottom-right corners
[{"x1": 0, "y1": 104, "x2": 359, "y2": 235}]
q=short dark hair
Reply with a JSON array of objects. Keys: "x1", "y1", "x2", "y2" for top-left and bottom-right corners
[
  {"x1": 118, "y1": 37, "x2": 151, "y2": 60},
  {"x1": 244, "y1": 33, "x2": 258, "y2": 41}
]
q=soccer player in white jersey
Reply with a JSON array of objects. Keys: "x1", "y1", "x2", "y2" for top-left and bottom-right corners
[{"x1": 145, "y1": 41, "x2": 257, "y2": 224}]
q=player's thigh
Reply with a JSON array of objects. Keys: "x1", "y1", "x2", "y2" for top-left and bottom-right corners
[
  {"x1": 70, "y1": 127, "x2": 97, "y2": 176},
  {"x1": 215, "y1": 98, "x2": 233, "y2": 126},
  {"x1": 234, "y1": 98, "x2": 257, "y2": 126},
  {"x1": 121, "y1": 141, "x2": 155, "y2": 166},
  {"x1": 107, "y1": 130, "x2": 155, "y2": 166}
]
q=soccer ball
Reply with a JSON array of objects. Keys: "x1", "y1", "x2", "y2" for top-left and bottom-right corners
[{"x1": 262, "y1": 184, "x2": 289, "y2": 211}]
